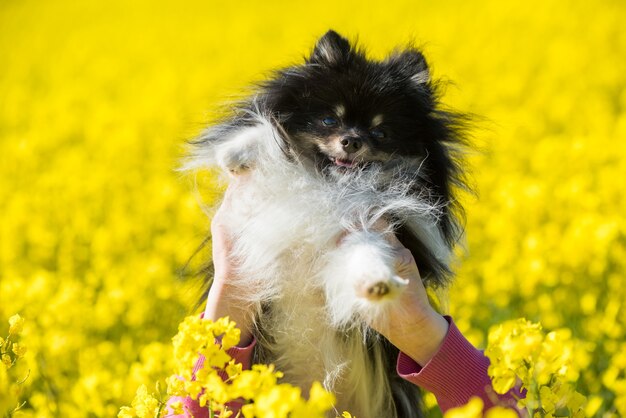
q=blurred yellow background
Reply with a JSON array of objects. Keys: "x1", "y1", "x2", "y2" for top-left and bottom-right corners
[{"x1": 1, "y1": 0, "x2": 625, "y2": 416}]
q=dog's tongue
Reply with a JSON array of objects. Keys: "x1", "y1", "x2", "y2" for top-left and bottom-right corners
[{"x1": 335, "y1": 158, "x2": 356, "y2": 168}]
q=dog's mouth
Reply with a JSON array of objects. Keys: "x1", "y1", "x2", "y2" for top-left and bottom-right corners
[
  {"x1": 330, "y1": 156, "x2": 359, "y2": 168},
  {"x1": 315, "y1": 151, "x2": 378, "y2": 173}
]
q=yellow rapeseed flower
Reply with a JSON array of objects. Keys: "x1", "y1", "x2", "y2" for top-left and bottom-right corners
[
  {"x1": 443, "y1": 397, "x2": 484, "y2": 418},
  {"x1": 1, "y1": 354, "x2": 11, "y2": 368},
  {"x1": 11, "y1": 342, "x2": 26, "y2": 358},
  {"x1": 8, "y1": 314, "x2": 24, "y2": 336},
  {"x1": 129, "y1": 385, "x2": 161, "y2": 418},
  {"x1": 486, "y1": 319, "x2": 586, "y2": 416}
]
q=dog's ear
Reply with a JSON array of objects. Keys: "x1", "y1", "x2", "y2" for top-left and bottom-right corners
[
  {"x1": 387, "y1": 49, "x2": 430, "y2": 87},
  {"x1": 308, "y1": 30, "x2": 352, "y2": 67}
]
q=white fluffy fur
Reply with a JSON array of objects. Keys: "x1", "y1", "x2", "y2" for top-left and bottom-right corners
[{"x1": 183, "y1": 113, "x2": 450, "y2": 417}]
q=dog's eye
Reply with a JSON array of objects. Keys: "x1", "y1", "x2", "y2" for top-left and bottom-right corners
[
  {"x1": 370, "y1": 128, "x2": 385, "y2": 139},
  {"x1": 322, "y1": 117, "x2": 338, "y2": 126}
]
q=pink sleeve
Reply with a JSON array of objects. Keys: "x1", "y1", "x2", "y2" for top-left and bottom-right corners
[
  {"x1": 397, "y1": 316, "x2": 523, "y2": 414},
  {"x1": 166, "y1": 338, "x2": 257, "y2": 418},
  {"x1": 224, "y1": 339, "x2": 257, "y2": 371}
]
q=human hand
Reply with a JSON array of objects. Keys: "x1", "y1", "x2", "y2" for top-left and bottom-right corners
[
  {"x1": 204, "y1": 180, "x2": 254, "y2": 347},
  {"x1": 368, "y1": 234, "x2": 449, "y2": 366}
]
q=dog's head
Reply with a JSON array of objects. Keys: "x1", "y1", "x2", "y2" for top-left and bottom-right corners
[
  {"x1": 258, "y1": 30, "x2": 465, "y2": 243},
  {"x1": 260, "y1": 31, "x2": 445, "y2": 166}
]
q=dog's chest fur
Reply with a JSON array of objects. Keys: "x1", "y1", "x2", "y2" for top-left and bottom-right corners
[
  {"x1": 221, "y1": 162, "x2": 426, "y2": 418},
  {"x1": 259, "y1": 272, "x2": 390, "y2": 418}
]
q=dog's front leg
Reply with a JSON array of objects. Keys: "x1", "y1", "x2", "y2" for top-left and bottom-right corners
[{"x1": 321, "y1": 230, "x2": 409, "y2": 328}]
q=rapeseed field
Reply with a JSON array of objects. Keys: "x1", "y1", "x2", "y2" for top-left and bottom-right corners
[{"x1": 1, "y1": 0, "x2": 625, "y2": 416}]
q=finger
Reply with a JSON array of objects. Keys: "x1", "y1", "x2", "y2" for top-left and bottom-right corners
[
  {"x1": 220, "y1": 175, "x2": 245, "y2": 206},
  {"x1": 394, "y1": 247, "x2": 415, "y2": 268},
  {"x1": 210, "y1": 205, "x2": 226, "y2": 236},
  {"x1": 335, "y1": 230, "x2": 349, "y2": 246},
  {"x1": 211, "y1": 204, "x2": 234, "y2": 254},
  {"x1": 393, "y1": 247, "x2": 422, "y2": 281},
  {"x1": 213, "y1": 179, "x2": 242, "y2": 233},
  {"x1": 220, "y1": 185, "x2": 235, "y2": 209},
  {"x1": 387, "y1": 234, "x2": 403, "y2": 249}
]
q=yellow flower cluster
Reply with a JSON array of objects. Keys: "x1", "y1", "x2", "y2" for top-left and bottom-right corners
[
  {"x1": 118, "y1": 316, "x2": 588, "y2": 417},
  {"x1": 1, "y1": 0, "x2": 625, "y2": 417},
  {"x1": 485, "y1": 319, "x2": 586, "y2": 416},
  {"x1": 119, "y1": 316, "x2": 336, "y2": 417},
  {"x1": 1, "y1": 315, "x2": 29, "y2": 416}
]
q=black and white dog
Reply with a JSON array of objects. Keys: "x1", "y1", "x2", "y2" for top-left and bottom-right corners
[{"x1": 184, "y1": 30, "x2": 467, "y2": 418}]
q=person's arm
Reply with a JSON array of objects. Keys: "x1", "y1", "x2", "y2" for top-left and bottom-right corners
[
  {"x1": 204, "y1": 180, "x2": 255, "y2": 347},
  {"x1": 166, "y1": 180, "x2": 256, "y2": 417},
  {"x1": 396, "y1": 316, "x2": 523, "y2": 413},
  {"x1": 367, "y1": 237, "x2": 523, "y2": 414}
]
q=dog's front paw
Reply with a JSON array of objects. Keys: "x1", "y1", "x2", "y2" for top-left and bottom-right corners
[
  {"x1": 366, "y1": 281, "x2": 390, "y2": 298},
  {"x1": 214, "y1": 125, "x2": 267, "y2": 175},
  {"x1": 217, "y1": 146, "x2": 257, "y2": 174},
  {"x1": 347, "y1": 245, "x2": 408, "y2": 302},
  {"x1": 322, "y1": 232, "x2": 409, "y2": 327}
]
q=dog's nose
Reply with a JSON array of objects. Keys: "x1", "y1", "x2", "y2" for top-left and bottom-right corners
[{"x1": 340, "y1": 137, "x2": 362, "y2": 154}]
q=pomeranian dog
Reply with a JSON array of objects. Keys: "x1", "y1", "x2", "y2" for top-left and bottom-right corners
[{"x1": 184, "y1": 30, "x2": 466, "y2": 418}]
